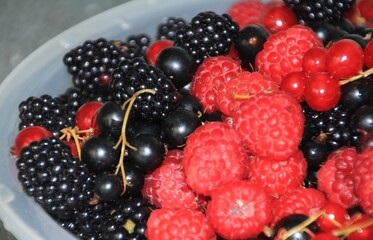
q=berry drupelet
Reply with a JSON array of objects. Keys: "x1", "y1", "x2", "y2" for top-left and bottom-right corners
[
  {"x1": 109, "y1": 57, "x2": 178, "y2": 121},
  {"x1": 174, "y1": 11, "x2": 239, "y2": 65},
  {"x1": 283, "y1": 0, "x2": 356, "y2": 23},
  {"x1": 16, "y1": 137, "x2": 96, "y2": 219},
  {"x1": 18, "y1": 94, "x2": 75, "y2": 137}
]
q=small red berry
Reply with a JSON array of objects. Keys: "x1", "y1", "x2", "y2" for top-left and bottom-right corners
[
  {"x1": 280, "y1": 71, "x2": 307, "y2": 102},
  {"x1": 364, "y1": 40, "x2": 373, "y2": 68},
  {"x1": 262, "y1": 5, "x2": 298, "y2": 33},
  {"x1": 316, "y1": 201, "x2": 349, "y2": 232},
  {"x1": 304, "y1": 72, "x2": 341, "y2": 111},
  {"x1": 326, "y1": 39, "x2": 364, "y2": 80},
  {"x1": 13, "y1": 126, "x2": 52, "y2": 158},
  {"x1": 146, "y1": 39, "x2": 174, "y2": 65},
  {"x1": 302, "y1": 47, "x2": 327, "y2": 76},
  {"x1": 75, "y1": 101, "x2": 103, "y2": 136}
]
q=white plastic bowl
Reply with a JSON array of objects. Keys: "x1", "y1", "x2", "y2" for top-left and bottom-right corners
[{"x1": 0, "y1": 0, "x2": 267, "y2": 239}]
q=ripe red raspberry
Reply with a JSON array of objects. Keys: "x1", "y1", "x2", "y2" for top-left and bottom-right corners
[
  {"x1": 353, "y1": 146, "x2": 373, "y2": 216},
  {"x1": 206, "y1": 180, "x2": 273, "y2": 239},
  {"x1": 190, "y1": 56, "x2": 242, "y2": 114},
  {"x1": 317, "y1": 147, "x2": 359, "y2": 208},
  {"x1": 146, "y1": 208, "x2": 216, "y2": 240},
  {"x1": 233, "y1": 90, "x2": 304, "y2": 161},
  {"x1": 271, "y1": 188, "x2": 326, "y2": 225},
  {"x1": 255, "y1": 24, "x2": 323, "y2": 84},
  {"x1": 247, "y1": 150, "x2": 307, "y2": 198},
  {"x1": 216, "y1": 71, "x2": 279, "y2": 116},
  {"x1": 182, "y1": 122, "x2": 250, "y2": 196},
  {"x1": 142, "y1": 150, "x2": 206, "y2": 210},
  {"x1": 227, "y1": 0, "x2": 265, "y2": 29}
]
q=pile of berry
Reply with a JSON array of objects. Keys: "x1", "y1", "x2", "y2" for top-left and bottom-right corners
[{"x1": 11, "y1": 0, "x2": 373, "y2": 239}]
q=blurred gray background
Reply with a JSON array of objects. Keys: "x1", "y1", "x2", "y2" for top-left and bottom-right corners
[{"x1": 0, "y1": 1, "x2": 132, "y2": 239}]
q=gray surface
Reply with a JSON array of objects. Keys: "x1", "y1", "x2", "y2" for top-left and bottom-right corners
[{"x1": 0, "y1": 1, "x2": 131, "y2": 239}]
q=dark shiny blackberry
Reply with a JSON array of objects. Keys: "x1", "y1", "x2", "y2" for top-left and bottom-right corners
[
  {"x1": 60, "y1": 196, "x2": 152, "y2": 240},
  {"x1": 63, "y1": 38, "x2": 129, "y2": 92},
  {"x1": 157, "y1": 17, "x2": 187, "y2": 41},
  {"x1": 18, "y1": 94, "x2": 75, "y2": 137},
  {"x1": 109, "y1": 57, "x2": 178, "y2": 120},
  {"x1": 58, "y1": 86, "x2": 113, "y2": 112},
  {"x1": 113, "y1": 33, "x2": 151, "y2": 60},
  {"x1": 301, "y1": 102, "x2": 359, "y2": 154},
  {"x1": 284, "y1": 0, "x2": 356, "y2": 22},
  {"x1": 16, "y1": 137, "x2": 96, "y2": 219},
  {"x1": 174, "y1": 11, "x2": 239, "y2": 65}
]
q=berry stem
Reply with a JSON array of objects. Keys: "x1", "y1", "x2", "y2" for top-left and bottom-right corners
[
  {"x1": 332, "y1": 217, "x2": 373, "y2": 237},
  {"x1": 114, "y1": 88, "x2": 156, "y2": 192},
  {"x1": 339, "y1": 67, "x2": 373, "y2": 85},
  {"x1": 59, "y1": 126, "x2": 83, "y2": 160},
  {"x1": 277, "y1": 211, "x2": 324, "y2": 240}
]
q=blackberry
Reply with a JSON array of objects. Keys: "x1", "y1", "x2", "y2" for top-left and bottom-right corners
[
  {"x1": 174, "y1": 11, "x2": 239, "y2": 65},
  {"x1": 157, "y1": 17, "x2": 187, "y2": 41},
  {"x1": 16, "y1": 137, "x2": 96, "y2": 219},
  {"x1": 18, "y1": 94, "x2": 75, "y2": 137},
  {"x1": 109, "y1": 57, "x2": 178, "y2": 120},
  {"x1": 301, "y1": 102, "x2": 359, "y2": 154},
  {"x1": 60, "y1": 196, "x2": 152, "y2": 240},
  {"x1": 283, "y1": 0, "x2": 356, "y2": 22},
  {"x1": 113, "y1": 33, "x2": 151, "y2": 61},
  {"x1": 63, "y1": 38, "x2": 129, "y2": 92},
  {"x1": 58, "y1": 86, "x2": 113, "y2": 113}
]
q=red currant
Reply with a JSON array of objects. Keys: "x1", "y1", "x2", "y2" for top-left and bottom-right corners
[
  {"x1": 326, "y1": 39, "x2": 364, "y2": 80},
  {"x1": 280, "y1": 71, "x2": 306, "y2": 102},
  {"x1": 302, "y1": 47, "x2": 327, "y2": 76},
  {"x1": 13, "y1": 126, "x2": 52, "y2": 158},
  {"x1": 304, "y1": 72, "x2": 341, "y2": 111},
  {"x1": 346, "y1": 214, "x2": 373, "y2": 240},
  {"x1": 316, "y1": 201, "x2": 349, "y2": 232},
  {"x1": 364, "y1": 40, "x2": 373, "y2": 68},
  {"x1": 312, "y1": 232, "x2": 339, "y2": 240},
  {"x1": 75, "y1": 101, "x2": 103, "y2": 136},
  {"x1": 146, "y1": 39, "x2": 174, "y2": 65},
  {"x1": 262, "y1": 5, "x2": 298, "y2": 33}
]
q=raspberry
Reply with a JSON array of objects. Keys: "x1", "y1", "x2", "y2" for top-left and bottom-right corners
[
  {"x1": 272, "y1": 188, "x2": 326, "y2": 225},
  {"x1": 247, "y1": 150, "x2": 308, "y2": 198},
  {"x1": 141, "y1": 150, "x2": 206, "y2": 210},
  {"x1": 233, "y1": 90, "x2": 304, "y2": 161},
  {"x1": 206, "y1": 180, "x2": 273, "y2": 239},
  {"x1": 227, "y1": 0, "x2": 265, "y2": 29},
  {"x1": 145, "y1": 208, "x2": 216, "y2": 240},
  {"x1": 317, "y1": 147, "x2": 359, "y2": 208},
  {"x1": 255, "y1": 24, "x2": 323, "y2": 84},
  {"x1": 182, "y1": 122, "x2": 250, "y2": 196},
  {"x1": 190, "y1": 56, "x2": 242, "y2": 114},
  {"x1": 353, "y1": 146, "x2": 373, "y2": 216},
  {"x1": 216, "y1": 71, "x2": 279, "y2": 117}
]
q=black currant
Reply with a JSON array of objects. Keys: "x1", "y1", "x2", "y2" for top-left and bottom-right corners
[
  {"x1": 94, "y1": 173, "x2": 123, "y2": 202},
  {"x1": 96, "y1": 101, "x2": 124, "y2": 137},
  {"x1": 351, "y1": 104, "x2": 373, "y2": 132},
  {"x1": 273, "y1": 214, "x2": 320, "y2": 240},
  {"x1": 81, "y1": 135, "x2": 120, "y2": 173},
  {"x1": 127, "y1": 134, "x2": 165, "y2": 172},
  {"x1": 301, "y1": 141, "x2": 329, "y2": 171},
  {"x1": 156, "y1": 46, "x2": 196, "y2": 89}
]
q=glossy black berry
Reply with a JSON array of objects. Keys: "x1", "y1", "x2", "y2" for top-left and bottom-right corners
[
  {"x1": 94, "y1": 173, "x2": 123, "y2": 202},
  {"x1": 176, "y1": 94, "x2": 203, "y2": 116},
  {"x1": 156, "y1": 46, "x2": 196, "y2": 89},
  {"x1": 301, "y1": 141, "x2": 329, "y2": 171},
  {"x1": 18, "y1": 94, "x2": 75, "y2": 137},
  {"x1": 120, "y1": 161, "x2": 145, "y2": 196},
  {"x1": 96, "y1": 101, "x2": 125, "y2": 137},
  {"x1": 340, "y1": 76, "x2": 373, "y2": 112},
  {"x1": 63, "y1": 38, "x2": 129, "y2": 92},
  {"x1": 126, "y1": 117, "x2": 164, "y2": 143},
  {"x1": 110, "y1": 57, "x2": 178, "y2": 120},
  {"x1": 273, "y1": 213, "x2": 320, "y2": 240},
  {"x1": 174, "y1": 11, "x2": 239, "y2": 65},
  {"x1": 127, "y1": 134, "x2": 165, "y2": 172},
  {"x1": 81, "y1": 135, "x2": 120, "y2": 173},
  {"x1": 157, "y1": 17, "x2": 187, "y2": 41},
  {"x1": 351, "y1": 104, "x2": 373, "y2": 132},
  {"x1": 16, "y1": 137, "x2": 96, "y2": 219},
  {"x1": 234, "y1": 24, "x2": 269, "y2": 67},
  {"x1": 162, "y1": 109, "x2": 202, "y2": 149}
]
